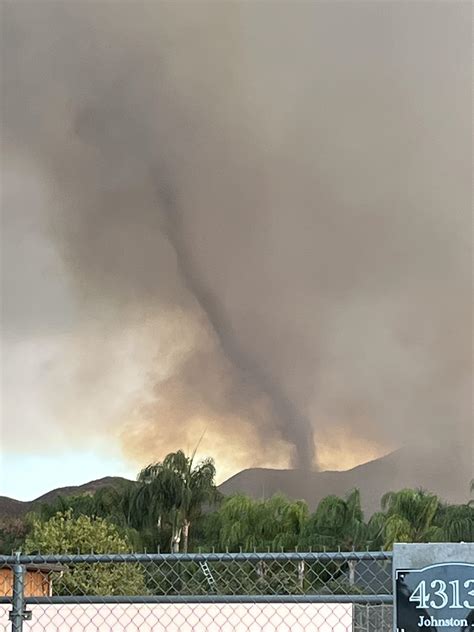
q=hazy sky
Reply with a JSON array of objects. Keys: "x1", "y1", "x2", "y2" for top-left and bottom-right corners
[{"x1": 1, "y1": 1, "x2": 472, "y2": 501}]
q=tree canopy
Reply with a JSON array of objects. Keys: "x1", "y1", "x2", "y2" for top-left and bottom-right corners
[
  {"x1": 25, "y1": 511, "x2": 147, "y2": 595},
  {"x1": 2, "y1": 450, "x2": 472, "y2": 555},
  {"x1": 135, "y1": 450, "x2": 219, "y2": 552}
]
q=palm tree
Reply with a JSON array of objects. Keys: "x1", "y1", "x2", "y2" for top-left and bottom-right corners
[
  {"x1": 137, "y1": 450, "x2": 218, "y2": 553},
  {"x1": 435, "y1": 503, "x2": 474, "y2": 542},
  {"x1": 217, "y1": 493, "x2": 309, "y2": 552},
  {"x1": 218, "y1": 494, "x2": 261, "y2": 551},
  {"x1": 266, "y1": 495, "x2": 309, "y2": 550},
  {"x1": 301, "y1": 489, "x2": 367, "y2": 551},
  {"x1": 92, "y1": 482, "x2": 138, "y2": 527},
  {"x1": 380, "y1": 488, "x2": 443, "y2": 549},
  {"x1": 366, "y1": 511, "x2": 386, "y2": 549}
]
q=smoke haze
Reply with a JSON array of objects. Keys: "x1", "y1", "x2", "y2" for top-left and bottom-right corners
[{"x1": 1, "y1": 2, "x2": 472, "y2": 481}]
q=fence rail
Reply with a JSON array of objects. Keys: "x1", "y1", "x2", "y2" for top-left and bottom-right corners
[
  {"x1": 0, "y1": 551, "x2": 394, "y2": 631},
  {"x1": 0, "y1": 551, "x2": 392, "y2": 564}
]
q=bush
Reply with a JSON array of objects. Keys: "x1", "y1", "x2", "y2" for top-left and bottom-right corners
[{"x1": 25, "y1": 511, "x2": 147, "y2": 596}]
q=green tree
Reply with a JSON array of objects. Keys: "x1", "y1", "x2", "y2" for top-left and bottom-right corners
[
  {"x1": 0, "y1": 518, "x2": 29, "y2": 554},
  {"x1": 300, "y1": 489, "x2": 367, "y2": 550},
  {"x1": 216, "y1": 493, "x2": 308, "y2": 551},
  {"x1": 25, "y1": 511, "x2": 147, "y2": 595},
  {"x1": 91, "y1": 483, "x2": 144, "y2": 549},
  {"x1": 380, "y1": 488, "x2": 443, "y2": 549},
  {"x1": 30, "y1": 482, "x2": 143, "y2": 551},
  {"x1": 34, "y1": 493, "x2": 96, "y2": 522},
  {"x1": 137, "y1": 450, "x2": 219, "y2": 553},
  {"x1": 435, "y1": 503, "x2": 474, "y2": 542},
  {"x1": 265, "y1": 495, "x2": 308, "y2": 550},
  {"x1": 31, "y1": 481, "x2": 138, "y2": 526},
  {"x1": 365, "y1": 511, "x2": 386, "y2": 549},
  {"x1": 217, "y1": 494, "x2": 263, "y2": 551}
]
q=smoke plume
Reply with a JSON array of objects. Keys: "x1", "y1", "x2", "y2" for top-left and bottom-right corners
[{"x1": 1, "y1": 2, "x2": 471, "y2": 479}]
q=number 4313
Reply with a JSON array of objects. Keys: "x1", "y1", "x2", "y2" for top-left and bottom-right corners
[{"x1": 409, "y1": 579, "x2": 474, "y2": 610}]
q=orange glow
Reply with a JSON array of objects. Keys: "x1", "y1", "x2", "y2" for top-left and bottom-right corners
[
  {"x1": 315, "y1": 427, "x2": 393, "y2": 472},
  {"x1": 120, "y1": 411, "x2": 394, "y2": 482},
  {"x1": 119, "y1": 415, "x2": 293, "y2": 484}
]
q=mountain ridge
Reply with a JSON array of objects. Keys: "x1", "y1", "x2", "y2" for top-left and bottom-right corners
[
  {"x1": 0, "y1": 476, "x2": 133, "y2": 519},
  {"x1": 1, "y1": 447, "x2": 470, "y2": 519},
  {"x1": 217, "y1": 446, "x2": 471, "y2": 514}
]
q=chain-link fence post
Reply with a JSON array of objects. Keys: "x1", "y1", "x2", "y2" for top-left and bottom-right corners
[{"x1": 9, "y1": 554, "x2": 30, "y2": 632}]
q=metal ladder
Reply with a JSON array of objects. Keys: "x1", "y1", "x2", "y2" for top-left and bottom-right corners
[{"x1": 199, "y1": 561, "x2": 217, "y2": 593}]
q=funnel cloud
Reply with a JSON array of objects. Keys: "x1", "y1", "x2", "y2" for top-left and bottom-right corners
[{"x1": 1, "y1": 2, "x2": 472, "y2": 481}]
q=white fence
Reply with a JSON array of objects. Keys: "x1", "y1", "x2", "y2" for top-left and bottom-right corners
[{"x1": 1, "y1": 603, "x2": 352, "y2": 632}]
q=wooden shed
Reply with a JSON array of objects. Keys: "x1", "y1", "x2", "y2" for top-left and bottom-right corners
[{"x1": 0, "y1": 564, "x2": 64, "y2": 597}]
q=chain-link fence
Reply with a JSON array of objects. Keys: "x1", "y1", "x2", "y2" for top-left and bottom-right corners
[{"x1": 0, "y1": 552, "x2": 393, "y2": 631}]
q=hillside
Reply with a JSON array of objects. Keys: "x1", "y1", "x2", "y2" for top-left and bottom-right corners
[
  {"x1": 218, "y1": 446, "x2": 472, "y2": 515},
  {"x1": 0, "y1": 476, "x2": 132, "y2": 519},
  {"x1": 1, "y1": 446, "x2": 471, "y2": 519}
]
